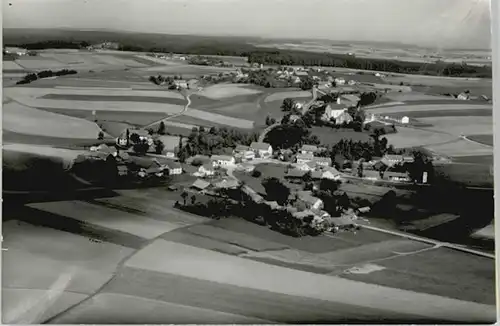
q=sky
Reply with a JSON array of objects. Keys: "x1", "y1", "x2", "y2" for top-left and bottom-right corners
[{"x1": 2, "y1": 0, "x2": 492, "y2": 49}]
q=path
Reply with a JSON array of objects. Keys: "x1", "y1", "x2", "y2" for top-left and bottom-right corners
[{"x1": 144, "y1": 92, "x2": 192, "y2": 130}]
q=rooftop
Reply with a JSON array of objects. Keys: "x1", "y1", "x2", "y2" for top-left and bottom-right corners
[
  {"x1": 251, "y1": 142, "x2": 272, "y2": 151},
  {"x1": 286, "y1": 169, "x2": 307, "y2": 178},
  {"x1": 301, "y1": 144, "x2": 318, "y2": 152},
  {"x1": 211, "y1": 155, "x2": 234, "y2": 162},
  {"x1": 192, "y1": 179, "x2": 211, "y2": 190}
]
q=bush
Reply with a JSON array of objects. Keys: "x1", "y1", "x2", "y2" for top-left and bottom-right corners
[{"x1": 252, "y1": 170, "x2": 262, "y2": 178}]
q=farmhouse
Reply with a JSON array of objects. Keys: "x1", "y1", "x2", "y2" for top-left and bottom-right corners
[
  {"x1": 323, "y1": 104, "x2": 347, "y2": 121},
  {"x1": 297, "y1": 191, "x2": 324, "y2": 210},
  {"x1": 296, "y1": 152, "x2": 314, "y2": 164},
  {"x1": 312, "y1": 156, "x2": 332, "y2": 168},
  {"x1": 233, "y1": 144, "x2": 255, "y2": 161},
  {"x1": 322, "y1": 167, "x2": 342, "y2": 180},
  {"x1": 384, "y1": 171, "x2": 411, "y2": 182},
  {"x1": 174, "y1": 80, "x2": 188, "y2": 89},
  {"x1": 214, "y1": 179, "x2": 240, "y2": 190},
  {"x1": 285, "y1": 169, "x2": 307, "y2": 179},
  {"x1": 381, "y1": 154, "x2": 409, "y2": 167},
  {"x1": 297, "y1": 161, "x2": 317, "y2": 172},
  {"x1": 335, "y1": 111, "x2": 354, "y2": 125},
  {"x1": 300, "y1": 144, "x2": 318, "y2": 155},
  {"x1": 250, "y1": 142, "x2": 273, "y2": 158},
  {"x1": 197, "y1": 163, "x2": 216, "y2": 177},
  {"x1": 363, "y1": 170, "x2": 381, "y2": 181},
  {"x1": 211, "y1": 155, "x2": 236, "y2": 167},
  {"x1": 401, "y1": 116, "x2": 410, "y2": 124},
  {"x1": 166, "y1": 161, "x2": 183, "y2": 175},
  {"x1": 191, "y1": 179, "x2": 211, "y2": 192}
]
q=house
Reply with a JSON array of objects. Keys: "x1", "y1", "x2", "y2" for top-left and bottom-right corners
[
  {"x1": 457, "y1": 92, "x2": 470, "y2": 100},
  {"x1": 233, "y1": 145, "x2": 255, "y2": 162},
  {"x1": 250, "y1": 142, "x2": 273, "y2": 158},
  {"x1": 335, "y1": 111, "x2": 353, "y2": 125},
  {"x1": 338, "y1": 94, "x2": 360, "y2": 107},
  {"x1": 214, "y1": 178, "x2": 240, "y2": 189},
  {"x1": 313, "y1": 156, "x2": 332, "y2": 168},
  {"x1": 174, "y1": 80, "x2": 188, "y2": 89},
  {"x1": 334, "y1": 77, "x2": 346, "y2": 85},
  {"x1": 323, "y1": 104, "x2": 347, "y2": 121},
  {"x1": 358, "y1": 207, "x2": 371, "y2": 214},
  {"x1": 211, "y1": 155, "x2": 236, "y2": 167},
  {"x1": 166, "y1": 161, "x2": 183, "y2": 175},
  {"x1": 197, "y1": 163, "x2": 216, "y2": 177},
  {"x1": 381, "y1": 154, "x2": 405, "y2": 167},
  {"x1": 191, "y1": 179, "x2": 211, "y2": 192},
  {"x1": 285, "y1": 169, "x2": 307, "y2": 179},
  {"x1": 384, "y1": 171, "x2": 411, "y2": 182},
  {"x1": 348, "y1": 80, "x2": 357, "y2": 86},
  {"x1": 297, "y1": 191, "x2": 324, "y2": 210},
  {"x1": 322, "y1": 167, "x2": 342, "y2": 180},
  {"x1": 309, "y1": 171, "x2": 322, "y2": 180},
  {"x1": 292, "y1": 76, "x2": 301, "y2": 84},
  {"x1": 118, "y1": 129, "x2": 153, "y2": 148},
  {"x1": 296, "y1": 161, "x2": 317, "y2": 172},
  {"x1": 363, "y1": 170, "x2": 381, "y2": 180},
  {"x1": 295, "y1": 71, "x2": 308, "y2": 77},
  {"x1": 401, "y1": 116, "x2": 410, "y2": 124},
  {"x1": 296, "y1": 152, "x2": 314, "y2": 164},
  {"x1": 300, "y1": 144, "x2": 318, "y2": 156}
]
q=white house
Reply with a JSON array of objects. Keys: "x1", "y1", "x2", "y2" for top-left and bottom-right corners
[
  {"x1": 401, "y1": 116, "x2": 410, "y2": 124},
  {"x1": 197, "y1": 163, "x2": 216, "y2": 177},
  {"x1": 323, "y1": 104, "x2": 347, "y2": 121},
  {"x1": 166, "y1": 161, "x2": 183, "y2": 175},
  {"x1": 297, "y1": 191, "x2": 324, "y2": 211},
  {"x1": 296, "y1": 152, "x2": 314, "y2": 165},
  {"x1": 334, "y1": 77, "x2": 346, "y2": 85},
  {"x1": 313, "y1": 157, "x2": 332, "y2": 168},
  {"x1": 250, "y1": 142, "x2": 273, "y2": 158},
  {"x1": 335, "y1": 111, "x2": 354, "y2": 125},
  {"x1": 300, "y1": 144, "x2": 318, "y2": 156},
  {"x1": 174, "y1": 80, "x2": 188, "y2": 88},
  {"x1": 457, "y1": 92, "x2": 470, "y2": 100},
  {"x1": 296, "y1": 161, "x2": 317, "y2": 172},
  {"x1": 211, "y1": 155, "x2": 236, "y2": 167},
  {"x1": 322, "y1": 167, "x2": 342, "y2": 180}
]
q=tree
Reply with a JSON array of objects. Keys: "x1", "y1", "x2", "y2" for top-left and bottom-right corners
[
  {"x1": 98, "y1": 131, "x2": 104, "y2": 140},
  {"x1": 281, "y1": 98, "x2": 295, "y2": 112},
  {"x1": 158, "y1": 121, "x2": 166, "y2": 135},
  {"x1": 357, "y1": 160, "x2": 364, "y2": 178},
  {"x1": 252, "y1": 170, "x2": 262, "y2": 178},
  {"x1": 154, "y1": 139, "x2": 165, "y2": 154},
  {"x1": 191, "y1": 195, "x2": 196, "y2": 205},
  {"x1": 262, "y1": 177, "x2": 290, "y2": 205},
  {"x1": 181, "y1": 191, "x2": 188, "y2": 206}
]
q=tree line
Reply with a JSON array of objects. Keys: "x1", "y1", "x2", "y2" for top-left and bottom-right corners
[
  {"x1": 177, "y1": 126, "x2": 259, "y2": 162},
  {"x1": 16, "y1": 69, "x2": 77, "y2": 85}
]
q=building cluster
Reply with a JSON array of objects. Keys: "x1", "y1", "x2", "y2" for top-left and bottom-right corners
[{"x1": 351, "y1": 154, "x2": 416, "y2": 183}]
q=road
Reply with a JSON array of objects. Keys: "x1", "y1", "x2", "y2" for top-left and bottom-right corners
[{"x1": 144, "y1": 91, "x2": 192, "y2": 130}]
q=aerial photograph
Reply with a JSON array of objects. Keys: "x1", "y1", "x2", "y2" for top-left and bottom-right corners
[{"x1": 1, "y1": 0, "x2": 496, "y2": 324}]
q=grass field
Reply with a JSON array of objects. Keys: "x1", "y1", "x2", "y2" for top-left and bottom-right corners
[
  {"x1": 388, "y1": 109, "x2": 492, "y2": 119},
  {"x1": 2, "y1": 60, "x2": 26, "y2": 70},
  {"x1": 417, "y1": 117, "x2": 492, "y2": 137},
  {"x1": 467, "y1": 134, "x2": 493, "y2": 146},
  {"x1": 384, "y1": 92, "x2": 453, "y2": 102},
  {"x1": 41, "y1": 94, "x2": 186, "y2": 105},
  {"x1": 425, "y1": 139, "x2": 493, "y2": 157},
  {"x1": 3, "y1": 102, "x2": 106, "y2": 139},
  {"x1": 183, "y1": 108, "x2": 254, "y2": 129},
  {"x1": 452, "y1": 155, "x2": 493, "y2": 165},
  {"x1": 310, "y1": 127, "x2": 372, "y2": 146},
  {"x1": 366, "y1": 103, "x2": 492, "y2": 116},
  {"x1": 199, "y1": 84, "x2": 262, "y2": 100},
  {"x1": 384, "y1": 127, "x2": 456, "y2": 148},
  {"x1": 264, "y1": 90, "x2": 312, "y2": 103},
  {"x1": 434, "y1": 163, "x2": 493, "y2": 188}
]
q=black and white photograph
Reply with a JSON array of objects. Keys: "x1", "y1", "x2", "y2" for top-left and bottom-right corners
[{"x1": 1, "y1": 0, "x2": 497, "y2": 324}]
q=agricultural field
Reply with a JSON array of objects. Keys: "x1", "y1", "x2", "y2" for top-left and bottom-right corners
[
  {"x1": 467, "y1": 134, "x2": 493, "y2": 147},
  {"x1": 384, "y1": 127, "x2": 456, "y2": 149},
  {"x1": 3, "y1": 102, "x2": 106, "y2": 140},
  {"x1": 366, "y1": 103, "x2": 492, "y2": 116},
  {"x1": 310, "y1": 127, "x2": 372, "y2": 146},
  {"x1": 417, "y1": 117, "x2": 492, "y2": 137},
  {"x1": 263, "y1": 90, "x2": 312, "y2": 103},
  {"x1": 199, "y1": 84, "x2": 262, "y2": 100},
  {"x1": 425, "y1": 139, "x2": 493, "y2": 158},
  {"x1": 384, "y1": 92, "x2": 453, "y2": 102}
]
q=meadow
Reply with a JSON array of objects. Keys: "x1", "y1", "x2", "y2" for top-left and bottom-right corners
[
  {"x1": 3, "y1": 102, "x2": 106, "y2": 140},
  {"x1": 467, "y1": 134, "x2": 493, "y2": 146}
]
